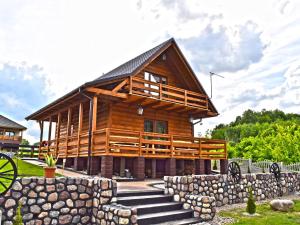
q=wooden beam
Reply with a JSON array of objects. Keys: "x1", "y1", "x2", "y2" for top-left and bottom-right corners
[
  {"x1": 112, "y1": 79, "x2": 128, "y2": 93},
  {"x1": 65, "y1": 107, "x2": 72, "y2": 158},
  {"x1": 77, "y1": 103, "x2": 83, "y2": 157},
  {"x1": 92, "y1": 96, "x2": 98, "y2": 132},
  {"x1": 47, "y1": 116, "x2": 52, "y2": 154},
  {"x1": 153, "y1": 102, "x2": 175, "y2": 110},
  {"x1": 55, "y1": 113, "x2": 61, "y2": 157},
  {"x1": 86, "y1": 87, "x2": 128, "y2": 99}
]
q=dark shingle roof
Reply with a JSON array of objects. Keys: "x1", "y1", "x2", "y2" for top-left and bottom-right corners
[
  {"x1": 0, "y1": 115, "x2": 27, "y2": 130},
  {"x1": 89, "y1": 38, "x2": 174, "y2": 84}
]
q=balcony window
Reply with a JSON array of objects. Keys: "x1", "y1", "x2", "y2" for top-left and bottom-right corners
[{"x1": 144, "y1": 72, "x2": 167, "y2": 96}]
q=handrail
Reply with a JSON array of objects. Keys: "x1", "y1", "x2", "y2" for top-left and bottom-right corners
[{"x1": 128, "y1": 77, "x2": 209, "y2": 110}]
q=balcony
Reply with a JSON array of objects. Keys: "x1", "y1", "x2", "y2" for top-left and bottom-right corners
[
  {"x1": 0, "y1": 135, "x2": 22, "y2": 142},
  {"x1": 40, "y1": 128, "x2": 227, "y2": 160},
  {"x1": 126, "y1": 77, "x2": 209, "y2": 111}
]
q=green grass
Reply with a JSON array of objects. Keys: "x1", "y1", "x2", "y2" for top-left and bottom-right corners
[
  {"x1": 0, "y1": 159, "x2": 62, "y2": 194},
  {"x1": 220, "y1": 200, "x2": 300, "y2": 225}
]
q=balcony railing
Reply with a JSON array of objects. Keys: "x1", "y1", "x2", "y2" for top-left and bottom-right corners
[
  {"x1": 0, "y1": 135, "x2": 22, "y2": 142},
  {"x1": 127, "y1": 77, "x2": 209, "y2": 110},
  {"x1": 40, "y1": 128, "x2": 227, "y2": 160}
]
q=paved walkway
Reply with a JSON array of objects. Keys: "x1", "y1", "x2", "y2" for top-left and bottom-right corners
[{"x1": 23, "y1": 159, "x2": 165, "y2": 191}]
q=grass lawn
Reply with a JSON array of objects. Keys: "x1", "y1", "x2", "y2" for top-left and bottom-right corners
[
  {"x1": 0, "y1": 159, "x2": 62, "y2": 194},
  {"x1": 220, "y1": 200, "x2": 300, "y2": 225}
]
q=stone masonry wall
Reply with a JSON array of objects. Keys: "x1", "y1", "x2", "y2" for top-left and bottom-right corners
[
  {"x1": 0, "y1": 177, "x2": 136, "y2": 225},
  {"x1": 164, "y1": 173, "x2": 300, "y2": 207}
]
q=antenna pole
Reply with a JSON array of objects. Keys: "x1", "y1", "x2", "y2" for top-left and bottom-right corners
[{"x1": 209, "y1": 72, "x2": 224, "y2": 99}]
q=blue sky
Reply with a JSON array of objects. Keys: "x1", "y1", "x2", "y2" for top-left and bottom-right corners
[{"x1": 0, "y1": 0, "x2": 299, "y2": 142}]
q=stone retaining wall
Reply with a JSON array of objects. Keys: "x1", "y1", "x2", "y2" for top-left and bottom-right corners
[
  {"x1": 0, "y1": 177, "x2": 135, "y2": 225},
  {"x1": 164, "y1": 173, "x2": 300, "y2": 207}
]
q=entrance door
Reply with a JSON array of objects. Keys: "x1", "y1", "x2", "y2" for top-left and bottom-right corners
[{"x1": 144, "y1": 120, "x2": 168, "y2": 149}]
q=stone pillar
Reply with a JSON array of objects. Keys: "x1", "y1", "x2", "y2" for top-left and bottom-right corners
[
  {"x1": 151, "y1": 159, "x2": 156, "y2": 178},
  {"x1": 178, "y1": 159, "x2": 185, "y2": 175},
  {"x1": 101, "y1": 156, "x2": 113, "y2": 178},
  {"x1": 64, "y1": 158, "x2": 74, "y2": 168},
  {"x1": 220, "y1": 159, "x2": 228, "y2": 174},
  {"x1": 165, "y1": 158, "x2": 176, "y2": 176},
  {"x1": 120, "y1": 157, "x2": 126, "y2": 177},
  {"x1": 195, "y1": 159, "x2": 205, "y2": 174},
  {"x1": 205, "y1": 159, "x2": 212, "y2": 174},
  {"x1": 133, "y1": 157, "x2": 145, "y2": 180},
  {"x1": 73, "y1": 157, "x2": 85, "y2": 171},
  {"x1": 90, "y1": 156, "x2": 100, "y2": 175}
]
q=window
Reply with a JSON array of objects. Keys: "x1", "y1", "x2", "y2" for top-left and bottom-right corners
[
  {"x1": 144, "y1": 72, "x2": 167, "y2": 96},
  {"x1": 144, "y1": 120, "x2": 168, "y2": 134}
]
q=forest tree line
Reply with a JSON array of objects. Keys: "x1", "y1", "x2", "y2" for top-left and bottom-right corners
[{"x1": 210, "y1": 109, "x2": 300, "y2": 163}]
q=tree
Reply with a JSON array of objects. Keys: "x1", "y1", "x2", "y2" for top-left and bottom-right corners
[{"x1": 21, "y1": 139, "x2": 29, "y2": 145}]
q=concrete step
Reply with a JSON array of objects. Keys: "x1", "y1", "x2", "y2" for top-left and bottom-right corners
[
  {"x1": 137, "y1": 209, "x2": 193, "y2": 225},
  {"x1": 117, "y1": 194, "x2": 172, "y2": 206},
  {"x1": 133, "y1": 202, "x2": 183, "y2": 214},
  {"x1": 151, "y1": 217, "x2": 202, "y2": 225},
  {"x1": 117, "y1": 189, "x2": 164, "y2": 197}
]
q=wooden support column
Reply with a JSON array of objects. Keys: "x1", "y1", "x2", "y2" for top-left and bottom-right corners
[
  {"x1": 133, "y1": 157, "x2": 145, "y2": 180},
  {"x1": 55, "y1": 113, "x2": 61, "y2": 157},
  {"x1": 77, "y1": 103, "x2": 83, "y2": 157},
  {"x1": 220, "y1": 159, "x2": 228, "y2": 174},
  {"x1": 120, "y1": 157, "x2": 126, "y2": 177},
  {"x1": 39, "y1": 120, "x2": 44, "y2": 158},
  {"x1": 65, "y1": 108, "x2": 72, "y2": 158},
  {"x1": 47, "y1": 117, "x2": 52, "y2": 154},
  {"x1": 165, "y1": 158, "x2": 176, "y2": 176},
  {"x1": 91, "y1": 96, "x2": 98, "y2": 154}
]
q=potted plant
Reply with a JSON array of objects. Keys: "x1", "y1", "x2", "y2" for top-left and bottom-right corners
[{"x1": 44, "y1": 154, "x2": 57, "y2": 178}]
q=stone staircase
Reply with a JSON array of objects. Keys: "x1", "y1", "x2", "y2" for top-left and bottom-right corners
[{"x1": 117, "y1": 190, "x2": 201, "y2": 225}]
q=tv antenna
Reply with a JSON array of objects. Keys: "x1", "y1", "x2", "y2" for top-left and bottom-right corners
[{"x1": 209, "y1": 72, "x2": 224, "y2": 98}]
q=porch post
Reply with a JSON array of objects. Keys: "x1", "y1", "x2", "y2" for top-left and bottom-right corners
[
  {"x1": 74, "y1": 103, "x2": 84, "y2": 171},
  {"x1": 89, "y1": 96, "x2": 98, "y2": 174},
  {"x1": 47, "y1": 116, "x2": 52, "y2": 154},
  {"x1": 65, "y1": 108, "x2": 72, "y2": 158},
  {"x1": 55, "y1": 113, "x2": 61, "y2": 158},
  {"x1": 133, "y1": 157, "x2": 145, "y2": 180},
  {"x1": 220, "y1": 159, "x2": 228, "y2": 174},
  {"x1": 165, "y1": 158, "x2": 176, "y2": 176},
  {"x1": 39, "y1": 120, "x2": 44, "y2": 158}
]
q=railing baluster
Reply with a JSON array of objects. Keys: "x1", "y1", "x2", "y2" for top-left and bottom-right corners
[
  {"x1": 184, "y1": 90, "x2": 187, "y2": 106},
  {"x1": 159, "y1": 83, "x2": 162, "y2": 100},
  {"x1": 129, "y1": 77, "x2": 133, "y2": 94}
]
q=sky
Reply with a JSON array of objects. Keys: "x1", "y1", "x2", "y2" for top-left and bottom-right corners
[{"x1": 0, "y1": 0, "x2": 299, "y2": 143}]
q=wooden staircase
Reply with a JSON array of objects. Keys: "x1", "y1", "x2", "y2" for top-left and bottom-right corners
[{"x1": 117, "y1": 190, "x2": 201, "y2": 225}]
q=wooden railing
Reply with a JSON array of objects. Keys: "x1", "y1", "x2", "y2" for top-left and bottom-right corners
[
  {"x1": 38, "y1": 128, "x2": 226, "y2": 160},
  {"x1": 0, "y1": 135, "x2": 22, "y2": 141},
  {"x1": 126, "y1": 77, "x2": 208, "y2": 110}
]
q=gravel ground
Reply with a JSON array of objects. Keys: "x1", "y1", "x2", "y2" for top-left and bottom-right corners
[{"x1": 197, "y1": 193, "x2": 300, "y2": 225}]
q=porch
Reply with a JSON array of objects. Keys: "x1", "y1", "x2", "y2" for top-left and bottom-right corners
[{"x1": 40, "y1": 128, "x2": 226, "y2": 160}]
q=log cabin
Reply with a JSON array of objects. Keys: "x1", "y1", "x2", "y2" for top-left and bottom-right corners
[
  {"x1": 0, "y1": 115, "x2": 26, "y2": 146},
  {"x1": 26, "y1": 38, "x2": 228, "y2": 179}
]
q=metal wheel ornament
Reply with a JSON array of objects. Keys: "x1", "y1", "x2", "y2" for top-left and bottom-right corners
[
  {"x1": 269, "y1": 163, "x2": 281, "y2": 180},
  {"x1": 0, "y1": 153, "x2": 17, "y2": 196},
  {"x1": 228, "y1": 162, "x2": 241, "y2": 183}
]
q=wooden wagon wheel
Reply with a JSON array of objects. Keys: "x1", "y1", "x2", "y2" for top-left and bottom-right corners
[
  {"x1": 0, "y1": 153, "x2": 18, "y2": 196},
  {"x1": 269, "y1": 162, "x2": 281, "y2": 180},
  {"x1": 228, "y1": 162, "x2": 241, "y2": 183}
]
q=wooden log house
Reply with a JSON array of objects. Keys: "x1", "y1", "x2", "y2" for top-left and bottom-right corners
[
  {"x1": 26, "y1": 38, "x2": 228, "y2": 179},
  {"x1": 0, "y1": 115, "x2": 26, "y2": 146}
]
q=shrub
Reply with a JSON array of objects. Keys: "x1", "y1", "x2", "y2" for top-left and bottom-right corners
[
  {"x1": 246, "y1": 186, "x2": 256, "y2": 214},
  {"x1": 13, "y1": 202, "x2": 23, "y2": 225},
  {"x1": 213, "y1": 160, "x2": 218, "y2": 170}
]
